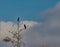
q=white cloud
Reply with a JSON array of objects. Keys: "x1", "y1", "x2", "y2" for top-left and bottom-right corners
[
  {"x1": 0, "y1": 21, "x2": 41, "y2": 47},
  {"x1": 0, "y1": 21, "x2": 39, "y2": 39},
  {"x1": 37, "y1": 2, "x2": 60, "y2": 47},
  {"x1": 40, "y1": 2, "x2": 60, "y2": 34}
]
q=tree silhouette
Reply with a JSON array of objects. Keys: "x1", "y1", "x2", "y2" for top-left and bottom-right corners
[{"x1": 3, "y1": 17, "x2": 26, "y2": 47}]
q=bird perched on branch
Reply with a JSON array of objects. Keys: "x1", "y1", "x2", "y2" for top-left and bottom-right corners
[
  {"x1": 24, "y1": 24, "x2": 26, "y2": 29},
  {"x1": 17, "y1": 17, "x2": 20, "y2": 21}
]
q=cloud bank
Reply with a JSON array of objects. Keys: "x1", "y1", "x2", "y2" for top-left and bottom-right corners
[{"x1": 0, "y1": 21, "x2": 40, "y2": 47}]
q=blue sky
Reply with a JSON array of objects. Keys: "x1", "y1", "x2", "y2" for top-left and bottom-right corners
[{"x1": 0, "y1": 0, "x2": 59, "y2": 22}]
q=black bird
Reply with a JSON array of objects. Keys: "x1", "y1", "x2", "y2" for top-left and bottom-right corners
[
  {"x1": 17, "y1": 17, "x2": 20, "y2": 21},
  {"x1": 24, "y1": 24, "x2": 26, "y2": 29}
]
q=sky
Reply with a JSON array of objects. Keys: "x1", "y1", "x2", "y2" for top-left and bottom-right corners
[
  {"x1": 0, "y1": 0, "x2": 60, "y2": 47},
  {"x1": 0, "y1": 0, "x2": 59, "y2": 22}
]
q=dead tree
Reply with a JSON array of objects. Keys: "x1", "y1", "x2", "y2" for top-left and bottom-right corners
[{"x1": 3, "y1": 17, "x2": 26, "y2": 47}]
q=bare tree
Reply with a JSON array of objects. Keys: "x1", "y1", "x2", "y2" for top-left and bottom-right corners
[{"x1": 3, "y1": 17, "x2": 26, "y2": 47}]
